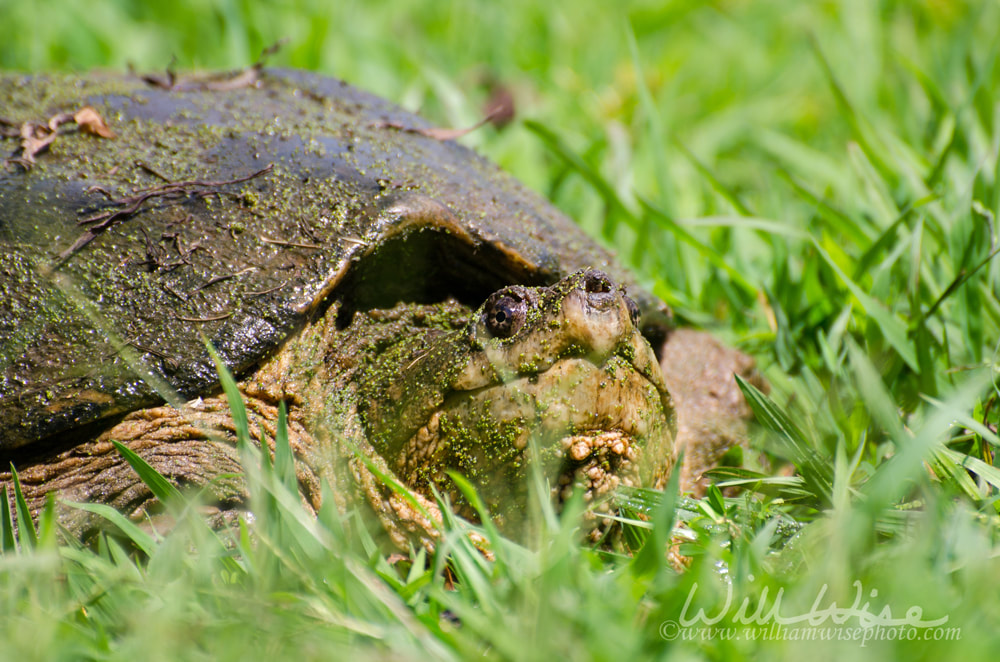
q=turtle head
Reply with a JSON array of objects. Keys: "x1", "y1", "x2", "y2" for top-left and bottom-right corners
[{"x1": 357, "y1": 269, "x2": 675, "y2": 538}]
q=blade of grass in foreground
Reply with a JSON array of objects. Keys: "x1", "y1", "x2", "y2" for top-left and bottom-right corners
[
  {"x1": 111, "y1": 441, "x2": 184, "y2": 507},
  {"x1": 273, "y1": 401, "x2": 297, "y2": 494},
  {"x1": 34, "y1": 494, "x2": 58, "y2": 550},
  {"x1": 10, "y1": 464, "x2": 38, "y2": 550},
  {"x1": 205, "y1": 341, "x2": 251, "y2": 446},
  {"x1": 0, "y1": 485, "x2": 14, "y2": 553},
  {"x1": 64, "y1": 501, "x2": 158, "y2": 557}
]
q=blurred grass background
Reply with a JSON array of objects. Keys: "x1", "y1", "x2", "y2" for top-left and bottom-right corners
[{"x1": 4, "y1": 0, "x2": 1000, "y2": 660}]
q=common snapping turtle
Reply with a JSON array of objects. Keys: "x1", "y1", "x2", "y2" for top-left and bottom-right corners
[{"x1": 0, "y1": 69, "x2": 761, "y2": 546}]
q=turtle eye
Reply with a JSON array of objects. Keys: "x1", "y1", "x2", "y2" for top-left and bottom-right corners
[
  {"x1": 624, "y1": 295, "x2": 641, "y2": 329},
  {"x1": 484, "y1": 293, "x2": 528, "y2": 339}
]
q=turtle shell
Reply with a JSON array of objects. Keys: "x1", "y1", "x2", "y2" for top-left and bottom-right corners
[{"x1": 0, "y1": 69, "x2": 667, "y2": 450}]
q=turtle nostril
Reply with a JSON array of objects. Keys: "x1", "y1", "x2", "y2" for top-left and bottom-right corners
[{"x1": 584, "y1": 270, "x2": 613, "y2": 294}]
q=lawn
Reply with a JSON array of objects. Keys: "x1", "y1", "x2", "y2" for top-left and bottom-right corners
[{"x1": 2, "y1": 0, "x2": 1000, "y2": 659}]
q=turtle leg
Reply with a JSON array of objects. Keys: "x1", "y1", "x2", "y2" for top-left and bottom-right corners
[
  {"x1": 4, "y1": 394, "x2": 322, "y2": 539},
  {"x1": 658, "y1": 329, "x2": 767, "y2": 496}
]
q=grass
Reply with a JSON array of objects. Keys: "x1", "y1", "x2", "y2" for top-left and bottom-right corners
[{"x1": 3, "y1": 0, "x2": 1000, "y2": 659}]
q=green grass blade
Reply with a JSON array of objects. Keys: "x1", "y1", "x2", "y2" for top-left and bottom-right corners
[
  {"x1": 0, "y1": 485, "x2": 14, "y2": 553},
  {"x1": 35, "y1": 493, "x2": 58, "y2": 550},
  {"x1": 446, "y1": 471, "x2": 502, "y2": 551},
  {"x1": 929, "y1": 449, "x2": 984, "y2": 500},
  {"x1": 205, "y1": 341, "x2": 251, "y2": 445},
  {"x1": 64, "y1": 501, "x2": 159, "y2": 557},
  {"x1": 10, "y1": 464, "x2": 38, "y2": 549},
  {"x1": 274, "y1": 401, "x2": 297, "y2": 493},
  {"x1": 921, "y1": 245, "x2": 1000, "y2": 324},
  {"x1": 941, "y1": 448, "x2": 1000, "y2": 494},
  {"x1": 111, "y1": 441, "x2": 184, "y2": 507}
]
